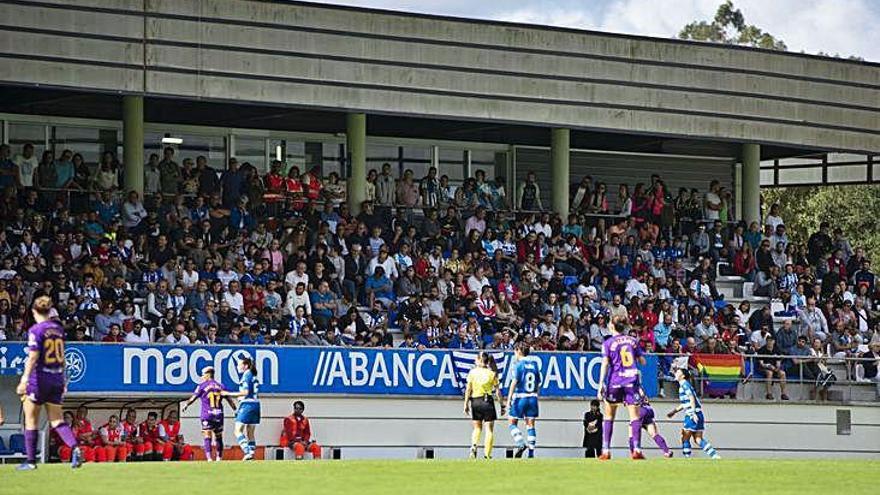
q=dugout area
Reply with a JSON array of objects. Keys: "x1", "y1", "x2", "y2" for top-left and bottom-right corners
[{"x1": 0, "y1": 377, "x2": 185, "y2": 462}]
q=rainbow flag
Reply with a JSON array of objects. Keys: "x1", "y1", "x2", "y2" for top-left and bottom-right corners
[{"x1": 695, "y1": 354, "x2": 743, "y2": 398}]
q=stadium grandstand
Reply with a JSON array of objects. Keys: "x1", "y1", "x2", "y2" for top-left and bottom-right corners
[{"x1": 0, "y1": 0, "x2": 878, "y2": 469}]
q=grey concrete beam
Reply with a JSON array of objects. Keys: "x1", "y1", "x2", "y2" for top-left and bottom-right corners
[
  {"x1": 5, "y1": 2, "x2": 144, "y2": 39},
  {"x1": 146, "y1": 15, "x2": 880, "y2": 110},
  {"x1": 0, "y1": 57, "x2": 144, "y2": 92},
  {"x1": 144, "y1": 44, "x2": 880, "y2": 132},
  {"x1": 145, "y1": 71, "x2": 880, "y2": 152},
  {"x1": 155, "y1": 0, "x2": 880, "y2": 86},
  {"x1": 0, "y1": 32, "x2": 144, "y2": 66}
]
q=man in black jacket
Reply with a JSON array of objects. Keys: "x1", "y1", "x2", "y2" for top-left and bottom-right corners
[
  {"x1": 583, "y1": 400, "x2": 603, "y2": 458},
  {"x1": 343, "y1": 243, "x2": 366, "y2": 304},
  {"x1": 807, "y1": 222, "x2": 833, "y2": 267},
  {"x1": 755, "y1": 239, "x2": 773, "y2": 274},
  {"x1": 196, "y1": 155, "x2": 220, "y2": 198}
]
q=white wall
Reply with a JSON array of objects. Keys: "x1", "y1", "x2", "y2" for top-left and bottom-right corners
[
  {"x1": 2, "y1": 378, "x2": 877, "y2": 460},
  {"x1": 177, "y1": 395, "x2": 880, "y2": 459}
]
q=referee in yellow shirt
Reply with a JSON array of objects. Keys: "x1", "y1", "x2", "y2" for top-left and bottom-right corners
[{"x1": 463, "y1": 352, "x2": 505, "y2": 459}]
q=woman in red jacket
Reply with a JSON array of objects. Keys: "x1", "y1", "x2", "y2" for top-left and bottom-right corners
[{"x1": 733, "y1": 245, "x2": 757, "y2": 280}]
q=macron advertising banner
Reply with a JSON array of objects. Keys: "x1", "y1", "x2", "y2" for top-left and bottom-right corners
[{"x1": 0, "y1": 343, "x2": 658, "y2": 398}]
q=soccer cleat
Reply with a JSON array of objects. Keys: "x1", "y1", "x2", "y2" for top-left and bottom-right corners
[
  {"x1": 71, "y1": 447, "x2": 83, "y2": 469},
  {"x1": 631, "y1": 451, "x2": 646, "y2": 460},
  {"x1": 663, "y1": 451, "x2": 674, "y2": 458},
  {"x1": 469, "y1": 446, "x2": 477, "y2": 459},
  {"x1": 206, "y1": 457, "x2": 214, "y2": 463},
  {"x1": 242, "y1": 452, "x2": 255, "y2": 461},
  {"x1": 484, "y1": 455, "x2": 492, "y2": 460},
  {"x1": 780, "y1": 394, "x2": 790, "y2": 401},
  {"x1": 598, "y1": 452, "x2": 612, "y2": 461},
  {"x1": 513, "y1": 446, "x2": 527, "y2": 458},
  {"x1": 16, "y1": 463, "x2": 37, "y2": 471}
]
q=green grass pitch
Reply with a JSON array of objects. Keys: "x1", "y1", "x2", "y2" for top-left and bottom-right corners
[{"x1": 2, "y1": 459, "x2": 878, "y2": 495}]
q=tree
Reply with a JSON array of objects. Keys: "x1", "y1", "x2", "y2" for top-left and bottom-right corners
[{"x1": 679, "y1": 0, "x2": 786, "y2": 50}]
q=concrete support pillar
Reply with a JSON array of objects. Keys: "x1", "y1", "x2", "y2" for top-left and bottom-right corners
[
  {"x1": 122, "y1": 95, "x2": 144, "y2": 196},
  {"x1": 346, "y1": 113, "x2": 367, "y2": 215},
  {"x1": 741, "y1": 143, "x2": 761, "y2": 225},
  {"x1": 551, "y1": 128, "x2": 570, "y2": 217}
]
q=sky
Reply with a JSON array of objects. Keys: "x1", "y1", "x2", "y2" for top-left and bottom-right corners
[{"x1": 307, "y1": 0, "x2": 880, "y2": 62}]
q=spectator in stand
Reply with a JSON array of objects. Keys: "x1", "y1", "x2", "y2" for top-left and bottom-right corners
[
  {"x1": 807, "y1": 222, "x2": 833, "y2": 268},
  {"x1": 694, "y1": 314, "x2": 719, "y2": 347},
  {"x1": 827, "y1": 249, "x2": 848, "y2": 281},
  {"x1": 770, "y1": 224, "x2": 789, "y2": 252},
  {"x1": 375, "y1": 163, "x2": 395, "y2": 211},
  {"x1": 396, "y1": 169, "x2": 419, "y2": 224},
  {"x1": 703, "y1": 180, "x2": 722, "y2": 224},
  {"x1": 771, "y1": 242, "x2": 788, "y2": 270},
  {"x1": 420, "y1": 166, "x2": 439, "y2": 208},
  {"x1": 144, "y1": 153, "x2": 162, "y2": 196},
  {"x1": 517, "y1": 171, "x2": 543, "y2": 211},
  {"x1": 157, "y1": 147, "x2": 180, "y2": 196},
  {"x1": 14, "y1": 142, "x2": 38, "y2": 188},
  {"x1": 753, "y1": 267, "x2": 779, "y2": 299},
  {"x1": 122, "y1": 191, "x2": 148, "y2": 231},
  {"x1": 733, "y1": 244, "x2": 756, "y2": 280},
  {"x1": 833, "y1": 228, "x2": 854, "y2": 264},
  {"x1": 755, "y1": 239, "x2": 773, "y2": 274},
  {"x1": 764, "y1": 204, "x2": 784, "y2": 232},
  {"x1": 293, "y1": 323, "x2": 330, "y2": 347},
  {"x1": 756, "y1": 336, "x2": 790, "y2": 401},
  {"x1": 775, "y1": 319, "x2": 798, "y2": 356},
  {"x1": 789, "y1": 335, "x2": 818, "y2": 381}
]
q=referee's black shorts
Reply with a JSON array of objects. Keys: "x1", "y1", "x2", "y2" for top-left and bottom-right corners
[{"x1": 470, "y1": 396, "x2": 497, "y2": 422}]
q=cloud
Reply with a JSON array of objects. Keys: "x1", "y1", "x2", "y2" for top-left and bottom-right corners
[{"x1": 307, "y1": 0, "x2": 880, "y2": 61}]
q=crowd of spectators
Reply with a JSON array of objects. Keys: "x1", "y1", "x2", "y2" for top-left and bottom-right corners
[{"x1": 0, "y1": 142, "x2": 878, "y2": 397}]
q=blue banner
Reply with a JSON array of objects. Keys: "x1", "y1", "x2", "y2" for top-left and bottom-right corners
[{"x1": 0, "y1": 343, "x2": 658, "y2": 398}]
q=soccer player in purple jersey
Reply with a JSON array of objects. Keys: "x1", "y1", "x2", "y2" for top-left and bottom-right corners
[
  {"x1": 597, "y1": 316, "x2": 647, "y2": 460},
  {"x1": 628, "y1": 388, "x2": 672, "y2": 458},
  {"x1": 183, "y1": 366, "x2": 237, "y2": 462},
  {"x1": 15, "y1": 296, "x2": 83, "y2": 470}
]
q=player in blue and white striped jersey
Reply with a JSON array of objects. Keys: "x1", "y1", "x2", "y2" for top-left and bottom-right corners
[
  {"x1": 223, "y1": 357, "x2": 261, "y2": 461},
  {"x1": 506, "y1": 343, "x2": 542, "y2": 458},
  {"x1": 666, "y1": 368, "x2": 720, "y2": 459}
]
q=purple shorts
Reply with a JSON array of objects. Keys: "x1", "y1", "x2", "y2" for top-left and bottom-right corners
[
  {"x1": 605, "y1": 382, "x2": 639, "y2": 406},
  {"x1": 26, "y1": 374, "x2": 65, "y2": 405},
  {"x1": 639, "y1": 406, "x2": 655, "y2": 427},
  {"x1": 201, "y1": 417, "x2": 224, "y2": 433}
]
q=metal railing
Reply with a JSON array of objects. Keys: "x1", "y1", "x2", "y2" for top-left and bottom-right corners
[
  {"x1": 652, "y1": 351, "x2": 879, "y2": 400},
  {"x1": 28, "y1": 185, "x2": 726, "y2": 225}
]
